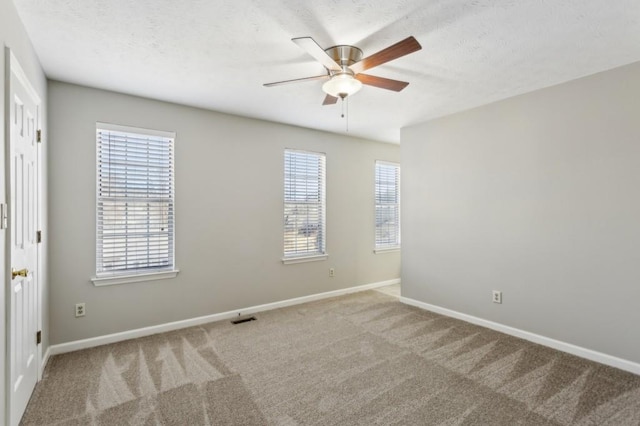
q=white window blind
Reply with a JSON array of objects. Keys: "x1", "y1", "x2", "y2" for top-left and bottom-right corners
[
  {"x1": 284, "y1": 149, "x2": 326, "y2": 258},
  {"x1": 96, "y1": 124, "x2": 175, "y2": 277},
  {"x1": 375, "y1": 161, "x2": 400, "y2": 249}
]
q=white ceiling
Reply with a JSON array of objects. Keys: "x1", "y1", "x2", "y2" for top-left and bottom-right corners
[{"x1": 12, "y1": 0, "x2": 640, "y2": 143}]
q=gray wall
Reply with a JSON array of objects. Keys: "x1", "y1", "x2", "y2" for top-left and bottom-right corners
[
  {"x1": 401, "y1": 61, "x2": 640, "y2": 364},
  {"x1": 48, "y1": 81, "x2": 400, "y2": 345},
  {"x1": 1, "y1": 0, "x2": 48, "y2": 420}
]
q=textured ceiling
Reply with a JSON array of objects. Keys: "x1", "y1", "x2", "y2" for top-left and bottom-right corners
[{"x1": 12, "y1": 0, "x2": 640, "y2": 143}]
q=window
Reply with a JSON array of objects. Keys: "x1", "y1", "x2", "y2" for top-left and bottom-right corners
[
  {"x1": 93, "y1": 123, "x2": 176, "y2": 285},
  {"x1": 283, "y1": 149, "x2": 326, "y2": 261},
  {"x1": 375, "y1": 161, "x2": 400, "y2": 251}
]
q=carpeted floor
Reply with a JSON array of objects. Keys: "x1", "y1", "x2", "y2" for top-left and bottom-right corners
[{"x1": 22, "y1": 288, "x2": 640, "y2": 425}]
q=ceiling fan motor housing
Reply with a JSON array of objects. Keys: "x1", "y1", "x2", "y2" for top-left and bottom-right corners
[{"x1": 325, "y1": 45, "x2": 363, "y2": 75}]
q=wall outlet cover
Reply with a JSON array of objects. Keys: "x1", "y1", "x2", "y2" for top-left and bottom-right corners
[{"x1": 75, "y1": 303, "x2": 86, "y2": 317}]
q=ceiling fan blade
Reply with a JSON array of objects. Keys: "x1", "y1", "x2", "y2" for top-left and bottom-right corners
[
  {"x1": 292, "y1": 37, "x2": 342, "y2": 72},
  {"x1": 263, "y1": 75, "x2": 329, "y2": 87},
  {"x1": 322, "y1": 94, "x2": 338, "y2": 105},
  {"x1": 349, "y1": 36, "x2": 422, "y2": 74},
  {"x1": 355, "y1": 74, "x2": 409, "y2": 92}
]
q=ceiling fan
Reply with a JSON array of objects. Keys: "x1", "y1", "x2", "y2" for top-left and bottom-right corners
[{"x1": 264, "y1": 36, "x2": 422, "y2": 105}]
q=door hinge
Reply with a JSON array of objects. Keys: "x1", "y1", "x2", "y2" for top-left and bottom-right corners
[
  {"x1": 0, "y1": 203, "x2": 7, "y2": 230},
  {"x1": 37, "y1": 129, "x2": 42, "y2": 143},
  {"x1": 37, "y1": 230, "x2": 42, "y2": 243},
  {"x1": 36, "y1": 330, "x2": 42, "y2": 345}
]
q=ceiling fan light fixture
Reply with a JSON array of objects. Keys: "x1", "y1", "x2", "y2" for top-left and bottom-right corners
[{"x1": 322, "y1": 74, "x2": 362, "y2": 98}]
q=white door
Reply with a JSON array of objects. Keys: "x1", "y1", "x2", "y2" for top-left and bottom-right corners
[{"x1": 7, "y1": 50, "x2": 41, "y2": 426}]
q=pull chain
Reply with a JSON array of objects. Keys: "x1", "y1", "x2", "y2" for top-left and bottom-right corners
[
  {"x1": 346, "y1": 96, "x2": 349, "y2": 132},
  {"x1": 340, "y1": 96, "x2": 349, "y2": 132},
  {"x1": 338, "y1": 94, "x2": 350, "y2": 132}
]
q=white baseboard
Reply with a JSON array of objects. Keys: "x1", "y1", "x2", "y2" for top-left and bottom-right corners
[
  {"x1": 49, "y1": 278, "x2": 400, "y2": 356},
  {"x1": 400, "y1": 296, "x2": 640, "y2": 376}
]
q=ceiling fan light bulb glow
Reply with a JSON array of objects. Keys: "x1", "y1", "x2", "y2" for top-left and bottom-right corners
[{"x1": 322, "y1": 74, "x2": 362, "y2": 98}]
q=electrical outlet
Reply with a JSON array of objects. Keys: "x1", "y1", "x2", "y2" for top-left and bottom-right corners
[
  {"x1": 75, "y1": 303, "x2": 86, "y2": 317},
  {"x1": 329, "y1": 268, "x2": 335, "y2": 277},
  {"x1": 492, "y1": 291, "x2": 502, "y2": 304}
]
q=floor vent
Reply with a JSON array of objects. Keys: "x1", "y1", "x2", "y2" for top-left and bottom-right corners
[{"x1": 231, "y1": 316, "x2": 256, "y2": 325}]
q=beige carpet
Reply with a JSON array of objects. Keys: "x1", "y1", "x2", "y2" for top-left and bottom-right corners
[{"x1": 22, "y1": 289, "x2": 640, "y2": 425}]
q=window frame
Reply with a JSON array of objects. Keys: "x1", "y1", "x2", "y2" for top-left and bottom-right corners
[
  {"x1": 91, "y1": 122, "x2": 179, "y2": 286},
  {"x1": 374, "y1": 160, "x2": 401, "y2": 253},
  {"x1": 282, "y1": 148, "x2": 327, "y2": 264}
]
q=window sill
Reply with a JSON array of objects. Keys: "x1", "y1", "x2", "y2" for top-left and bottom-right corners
[
  {"x1": 91, "y1": 269, "x2": 180, "y2": 286},
  {"x1": 374, "y1": 247, "x2": 400, "y2": 254},
  {"x1": 282, "y1": 254, "x2": 328, "y2": 265}
]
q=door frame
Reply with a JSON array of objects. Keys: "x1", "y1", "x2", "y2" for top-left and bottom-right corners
[{"x1": 4, "y1": 46, "x2": 44, "y2": 426}]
